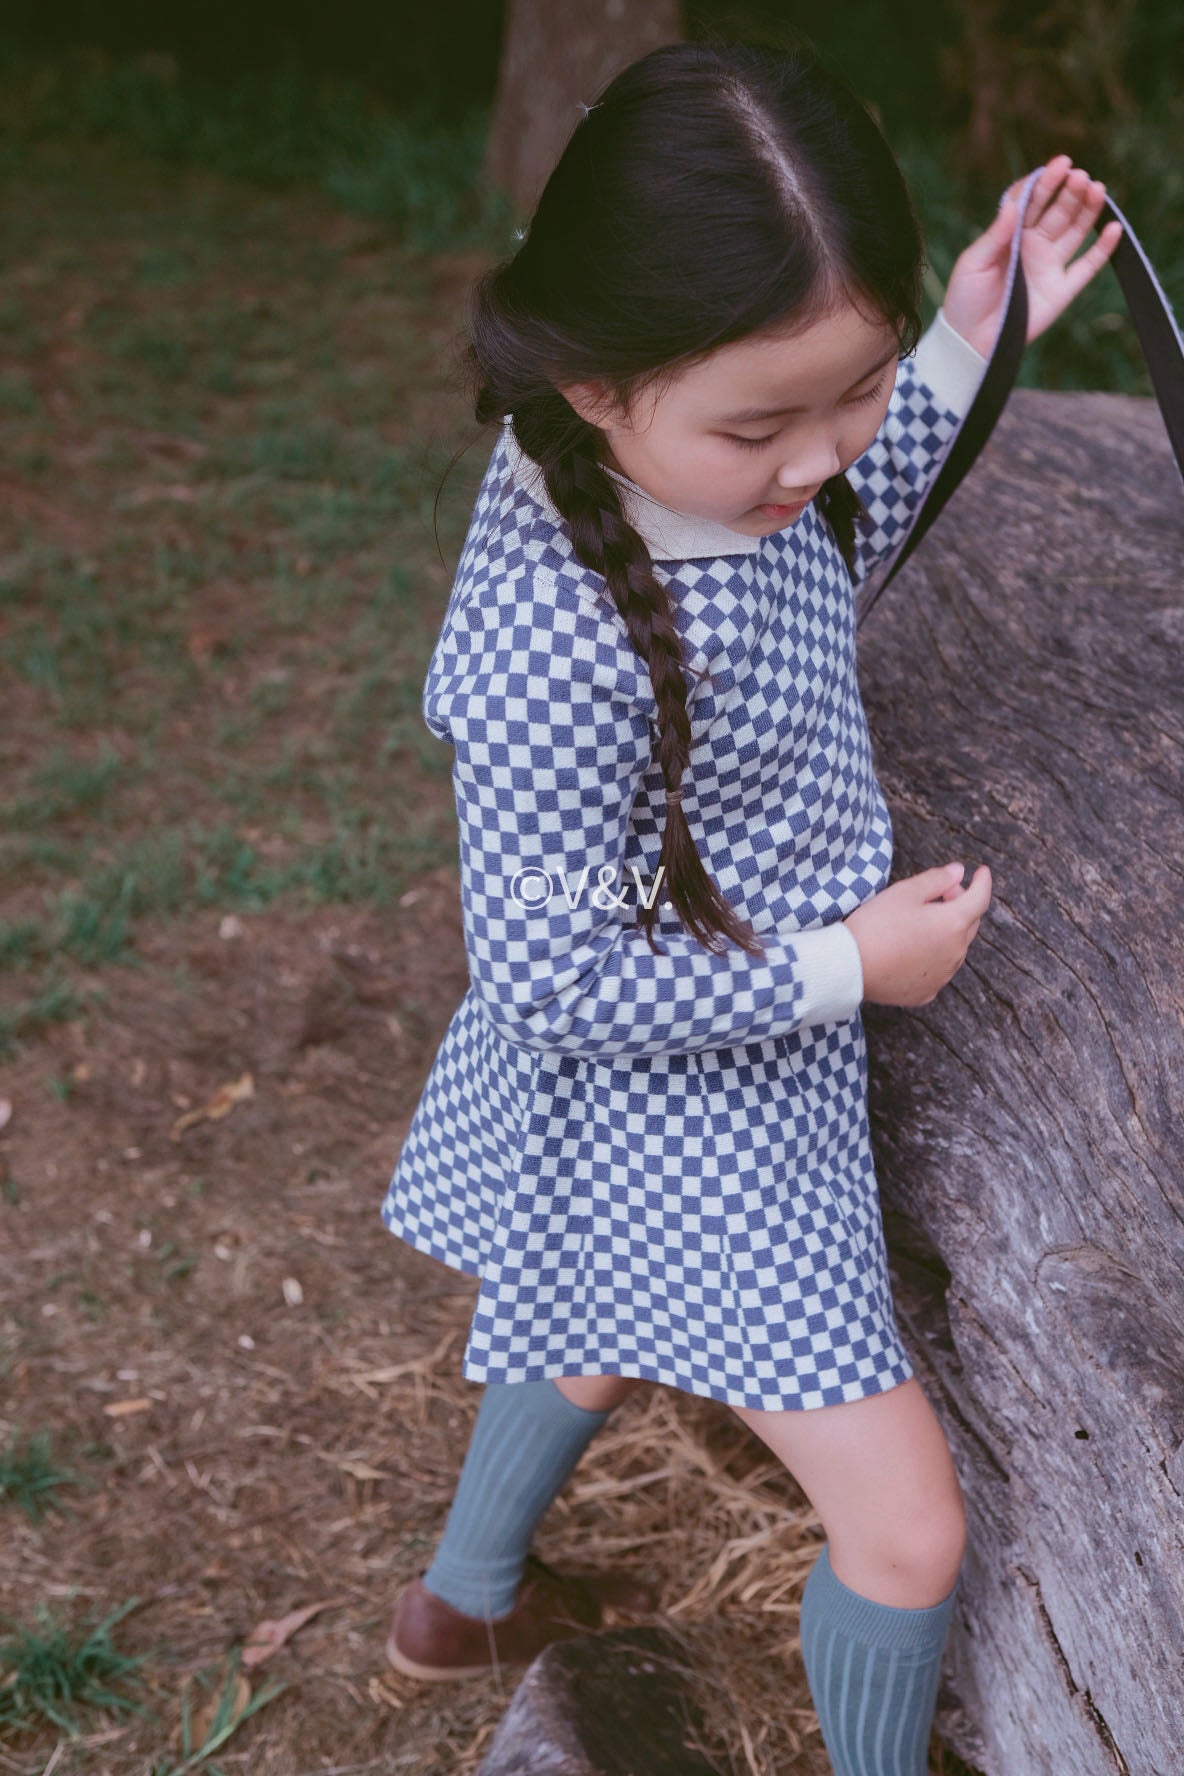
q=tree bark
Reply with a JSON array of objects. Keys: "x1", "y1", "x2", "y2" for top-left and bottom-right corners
[
  {"x1": 483, "y1": 0, "x2": 684, "y2": 219},
  {"x1": 858, "y1": 385, "x2": 1184, "y2": 1772},
  {"x1": 477, "y1": 1626, "x2": 720, "y2": 1775}
]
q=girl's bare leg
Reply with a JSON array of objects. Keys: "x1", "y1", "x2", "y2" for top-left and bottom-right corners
[
  {"x1": 732, "y1": 1374, "x2": 966, "y2": 1607},
  {"x1": 554, "y1": 1374, "x2": 646, "y2": 1411}
]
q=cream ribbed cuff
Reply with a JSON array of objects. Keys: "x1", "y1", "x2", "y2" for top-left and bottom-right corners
[
  {"x1": 911, "y1": 306, "x2": 989, "y2": 418},
  {"x1": 784, "y1": 921, "x2": 865, "y2": 1026}
]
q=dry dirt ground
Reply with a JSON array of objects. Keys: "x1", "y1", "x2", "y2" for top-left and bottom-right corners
[{"x1": 0, "y1": 138, "x2": 981, "y2": 1776}]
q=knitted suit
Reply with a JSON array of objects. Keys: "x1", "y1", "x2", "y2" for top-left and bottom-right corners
[{"x1": 381, "y1": 307, "x2": 986, "y2": 1411}]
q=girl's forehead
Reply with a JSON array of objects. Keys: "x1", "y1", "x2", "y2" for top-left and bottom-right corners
[{"x1": 671, "y1": 301, "x2": 899, "y2": 417}]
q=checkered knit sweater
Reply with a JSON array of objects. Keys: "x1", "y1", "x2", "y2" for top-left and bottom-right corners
[{"x1": 380, "y1": 306, "x2": 986, "y2": 1409}]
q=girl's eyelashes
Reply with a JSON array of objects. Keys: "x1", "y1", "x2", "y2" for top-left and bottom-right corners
[
  {"x1": 728, "y1": 431, "x2": 781, "y2": 451},
  {"x1": 725, "y1": 371, "x2": 891, "y2": 448},
  {"x1": 848, "y1": 369, "x2": 892, "y2": 406}
]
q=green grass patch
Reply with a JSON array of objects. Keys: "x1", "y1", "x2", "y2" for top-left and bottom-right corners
[
  {"x1": 0, "y1": 979, "x2": 87, "y2": 1059},
  {"x1": 0, "y1": 1430, "x2": 76, "y2": 1524},
  {"x1": 0, "y1": 1597, "x2": 147, "y2": 1738},
  {"x1": 4, "y1": 747, "x2": 124, "y2": 829},
  {"x1": 2, "y1": 815, "x2": 456, "y2": 983},
  {"x1": 0, "y1": 47, "x2": 517, "y2": 255}
]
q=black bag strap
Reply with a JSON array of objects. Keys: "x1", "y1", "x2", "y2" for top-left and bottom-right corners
[{"x1": 855, "y1": 165, "x2": 1184, "y2": 632}]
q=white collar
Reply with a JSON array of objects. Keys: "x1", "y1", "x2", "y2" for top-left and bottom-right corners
[{"x1": 502, "y1": 418, "x2": 761, "y2": 562}]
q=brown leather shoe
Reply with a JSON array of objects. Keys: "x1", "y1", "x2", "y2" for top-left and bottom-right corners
[{"x1": 385, "y1": 1553, "x2": 656, "y2": 1681}]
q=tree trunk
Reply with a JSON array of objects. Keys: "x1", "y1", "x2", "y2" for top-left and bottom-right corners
[
  {"x1": 858, "y1": 385, "x2": 1184, "y2": 1772},
  {"x1": 483, "y1": 0, "x2": 684, "y2": 219}
]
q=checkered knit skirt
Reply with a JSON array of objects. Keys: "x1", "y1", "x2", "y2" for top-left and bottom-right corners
[{"x1": 382, "y1": 985, "x2": 914, "y2": 1411}]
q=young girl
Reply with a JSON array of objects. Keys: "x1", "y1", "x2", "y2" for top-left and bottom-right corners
[{"x1": 379, "y1": 39, "x2": 1120, "y2": 1771}]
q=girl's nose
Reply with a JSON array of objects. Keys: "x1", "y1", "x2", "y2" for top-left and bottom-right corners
[{"x1": 776, "y1": 439, "x2": 841, "y2": 489}]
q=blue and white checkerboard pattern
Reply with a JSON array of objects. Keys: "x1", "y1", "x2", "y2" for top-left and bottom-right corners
[{"x1": 381, "y1": 337, "x2": 976, "y2": 1411}]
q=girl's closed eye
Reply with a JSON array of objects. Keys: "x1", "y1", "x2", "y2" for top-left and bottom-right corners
[{"x1": 726, "y1": 368, "x2": 893, "y2": 448}]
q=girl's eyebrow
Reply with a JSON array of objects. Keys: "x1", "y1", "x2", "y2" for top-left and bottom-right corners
[{"x1": 718, "y1": 346, "x2": 898, "y2": 423}]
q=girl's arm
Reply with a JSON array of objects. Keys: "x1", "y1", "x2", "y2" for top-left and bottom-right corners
[
  {"x1": 426, "y1": 567, "x2": 864, "y2": 1058},
  {"x1": 843, "y1": 306, "x2": 987, "y2": 590},
  {"x1": 847, "y1": 157, "x2": 1121, "y2": 590}
]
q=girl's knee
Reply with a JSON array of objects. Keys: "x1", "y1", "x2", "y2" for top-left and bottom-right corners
[
  {"x1": 831, "y1": 1494, "x2": 966, "y2": 1605},
  {"x1": 895, "y1": 1493, "x2": 967, "y2": 1575},
  {"x1": 553, "y1": 1373, "x2": 644, "y2": 1412},
  {"x1": 734, "y1": 1377, "x2": 967, "y2": 1601}
]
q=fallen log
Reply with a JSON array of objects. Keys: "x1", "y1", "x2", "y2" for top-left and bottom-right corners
[
  {"x1": 476, "y1": 1626, "x2": 721, "y2": 1775},
  {"x1": 860, "y1": 383, "x2": 1184, "y2": 1773}
]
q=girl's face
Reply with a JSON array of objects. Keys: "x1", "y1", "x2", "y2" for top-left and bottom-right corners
[{"x1": 560, "y1": 297, "x2": 901, "y2": 536}]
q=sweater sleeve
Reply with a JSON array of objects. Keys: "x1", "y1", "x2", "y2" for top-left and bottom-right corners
[
  {"x1": 845, "y1": 306, "x2": 988, "y2": 589},
  {"x1": 425, "y1": 567, "x2": 865, "y2": 1058}
]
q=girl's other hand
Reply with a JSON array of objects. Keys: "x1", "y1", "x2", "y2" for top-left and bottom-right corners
[
  {"x1": 844, "y1": 862, "x2": 993, "y2": 1009},
  {"x1": 943, "y1": 155, "x2": 1123, "y2": 359}
]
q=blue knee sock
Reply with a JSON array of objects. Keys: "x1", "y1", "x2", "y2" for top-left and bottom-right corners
[
  {"x1": 800, "y1": 1541, "x2": 960, "y2": 1776},
  {"x1": 422, "y1": 1379, "x2": 613, "y2": 1621}
]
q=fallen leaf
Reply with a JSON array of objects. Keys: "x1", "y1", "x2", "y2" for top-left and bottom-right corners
[
  {"x1": 339, "y1": 1459, "x2": 388, "y2": 1481},
  {"x1": 315, "y1": 1451, "x2": 390, "y2": 1482},
  {"x1": 241, "y1": 1598, "x2": 343, "y2": 1670},
  {"x1": 171, "y1": 1072, "x2": 254, "y2": 1141},
  {"x1": 104, "y1": 1398, "x2": 152, "y2": 1418},
  {"x1": 0, "y1": 1099, "x2": 12, "y2": 1132},
  {"x1": 184, "y1": 1656, "x2": 252, "y2": 1751}
]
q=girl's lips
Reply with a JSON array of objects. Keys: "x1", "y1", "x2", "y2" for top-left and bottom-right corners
[{"x1": 757, "y1": 496, "x2": 811, "y2": 515}]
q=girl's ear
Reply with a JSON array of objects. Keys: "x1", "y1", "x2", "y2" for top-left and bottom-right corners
[{"x1": 556, "y1": 378, "x2": 621, "y2": 429}]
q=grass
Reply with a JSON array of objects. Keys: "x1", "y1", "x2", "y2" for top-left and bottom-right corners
[
  {"x1": 0, "y1": 1429, "x2": 76, "y2": 1523},
  {"x1": 0, "y1": 1597, "x2": 147, "y2": 1739},
  {"x1": 0, "y1": 100, "x2": 475, "y2": 1056},
  {"x1": 0, "y1": 44, "x2": 518, "y2": 255},
  {"x1": 0, "y1": 979, "x2": 88, "y2": 1058}
]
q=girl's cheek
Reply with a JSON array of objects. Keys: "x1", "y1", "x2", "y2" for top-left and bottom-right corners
[{"x1": 836, "y1": 412, "x2": 888, "y2": 475}]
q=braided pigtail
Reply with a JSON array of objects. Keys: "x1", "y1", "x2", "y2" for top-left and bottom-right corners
[
  {"x1": 511, "y1": 395, "x2": 766, "y2": 959},
  {"x1": 816, "y1": 472, "x2": 870, "y2": 582}
]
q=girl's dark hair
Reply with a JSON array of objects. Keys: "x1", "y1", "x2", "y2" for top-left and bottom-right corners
[{"x1": 458, "y1": 39, "x2": 925, "y2": 959}]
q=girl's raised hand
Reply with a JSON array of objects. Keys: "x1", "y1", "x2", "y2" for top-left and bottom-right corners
[{"x1": 942, "y1": 155, "x2": 1123, "y2": 359}]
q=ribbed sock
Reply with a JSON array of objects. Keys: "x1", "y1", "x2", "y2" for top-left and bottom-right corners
[
  {"x1": 422, "y1": 1378, "x2": 613, "y2": 1621},
  {"x1": 799, "y1": 1540, "x2": 960, "y2": 1776}
]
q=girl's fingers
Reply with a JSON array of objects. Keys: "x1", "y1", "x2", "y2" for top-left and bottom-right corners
[
  {"x1": 1019, "y1": 158, "x2": 1117, "y2": 247},
  {"x1": 1028, "y1": 165, "x2": 1092, "y2": 241},
  {"x1": 1061, "y1": 219, "x2": 1124, "y2": 298},
  {"x1": 1046, "y1": 178, "x2": 1108, "y2": 263},
  {"x1": 1019, "y1": 154, "x2": 1073, "y2": 227}
]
